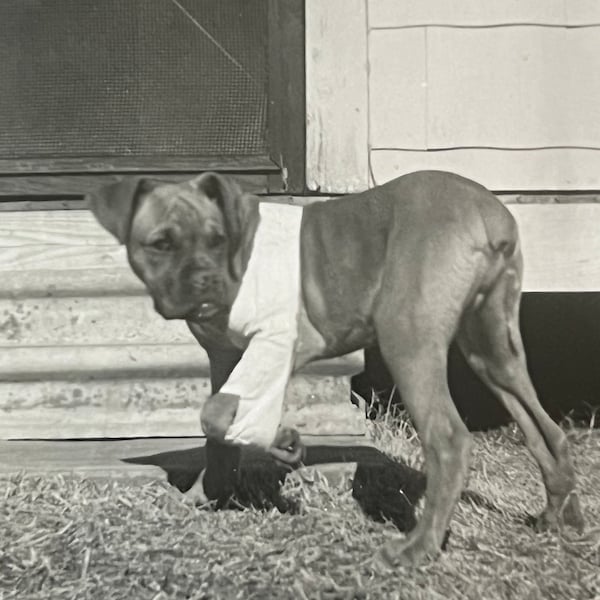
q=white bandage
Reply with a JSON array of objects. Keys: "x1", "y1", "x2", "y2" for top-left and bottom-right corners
[{"x1": 219, "y1": 203, "x2": 303, "y2": 448}]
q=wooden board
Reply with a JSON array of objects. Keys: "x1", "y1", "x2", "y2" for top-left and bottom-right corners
[
  {"x1": 426, "y1": 27, "x2": 600, "y2": 149},
  {"x1": 566, "y1": 1, "x2": 600, "y2": 25},
  {"x1": 0, "y1": 374, "x2": 365, "y2": 440},
  {"x1": 0, "y1": 173, "x2": 270, "y2": 198},
  {"x1": 0, "y1": 268, "x2": 143, "y2": 298},
  {"x1": 1, "y1": 343, "x2": 363, "y2": 381},
  {"x1": 368, "y1": 29, "x2": 427, "y2": 149},
  {"x1": 305, "y1": 0, "x2": 369, "y2": 193},
  {"x1": 0, "y1": 295, "x2": 194, "y2": 346},
  {"x1": 0, "y1": 436, "x2": 373, "y2": 480},
  {"x1": 370, "y1": 147, "x2": 600, "y2": 192},
  {"x1": 0, "y1": 155, "x2": 279, "y2": 175},
  {"x1": 368, "y1": 28, "x2": 600, "y2": 151},
  {"x1": 511, "y1": 204, "x2": 600, "y2": 292},
  {"x1": 369, "y1": 0, "x2": 572, "y2": 28}
]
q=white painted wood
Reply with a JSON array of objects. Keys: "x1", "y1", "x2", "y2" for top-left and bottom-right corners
[
  {"x1": 510, "y1": 204, "x2": 600, "y2": 292},
  {"x1": 0, "y1": 243, "x2": 127, "y2": 271},
  {"x1": 369, "y1": 29, "x2": 427, "y2": 149},
  {"x1": 370, "y1": 147, "x2": 600, "y2": 191},
  {"x1": 368, "y1": 0, "x2": 565, "y2": 28},
  {"x1": 0, "y1": 211, "x2": 114, "y2": 247},
  {"x1": 0, "y1": 295, "x2": 194, "y2": 346},
  {"x1": 306, "y1": 0, "x2": 369, "y2": 193},
  {"x1": 1, "y1": 343, "x2": 363, "y2": 381},
  {"x1": 0, "y1": 268, "x2": 144, "y2": 297},
  {"x1": 566, "y1": 1, "x2": 600, "y2": 25},
  {"x1": 0, "y1": 374, "x2": 365, "y2": 439},
  {"x1": 1, "y1": 343, "x2": 210, "y2": 380},
  {"x1": 425, "y1": 27, "x2": 600, "y2": 149}
]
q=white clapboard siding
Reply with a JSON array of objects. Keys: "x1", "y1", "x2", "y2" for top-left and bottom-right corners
[
  {"x1": 511, "y1": 204, "x2": 600, "y2": 292},
  {"x1": 370, "y1": 148, "x2": 600, "y2": 191},
  {"x1": 567, "y1": 1, "x2": 600, "y2": 24},
  {"x1": 305, "y1": 0, "x2": 369, "y2": 193},
  {"x1": 368, "y1": 27, "x2": 600, "y2": 150},
  {"x1": 426, "y1": 28, "x2": 600, "y2": 149},
  {"x1": 368, "y1": 29, "x2": 427, "y2": 149},
  {"x1": 368, "y1": 0, "x2": 600, "y2": 27}
]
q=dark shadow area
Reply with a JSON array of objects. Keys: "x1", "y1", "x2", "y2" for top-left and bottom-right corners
[
  {"x1": 352, "y1": 293, "x2": 600, "y2": 431},
  {"x1": 123, "y1": 442, "x2": 430, "y2": 532}
]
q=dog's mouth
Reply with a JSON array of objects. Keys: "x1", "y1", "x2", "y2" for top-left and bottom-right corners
[{"x1": 187, "y1": 302, "x2": 224, "y2": 322}]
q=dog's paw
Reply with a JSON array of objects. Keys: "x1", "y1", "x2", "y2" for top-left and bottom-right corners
[
  {"x1": 268, "y1": 426, "x2": 305, "y2": 468},
  {"x1": 374, "y1": 535, "x2": 440, "y2": 568},
  {"x1": 533, "y1": 493, "x2": 585, "y2": 535}
]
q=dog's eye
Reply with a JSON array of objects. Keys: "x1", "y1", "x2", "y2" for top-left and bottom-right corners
[
  {"x1": 149, "y1": 238, "x2": 173, "y2": 252},
  {"x1": 207, "y1": 232, "x2": 226, "y2": 249}
]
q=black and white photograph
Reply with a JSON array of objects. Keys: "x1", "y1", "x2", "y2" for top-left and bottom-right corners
[{"x1": 1, "y1": 1, "x2": 599, "y2": 598}]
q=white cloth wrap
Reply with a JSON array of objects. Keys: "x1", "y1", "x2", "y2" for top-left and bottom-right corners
[{"x1": 217, "y1": 203, "x2": 304, "y2": 448}]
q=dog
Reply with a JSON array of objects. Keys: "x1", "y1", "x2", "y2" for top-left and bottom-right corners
[{"x1": 89, "y1": 170, "x2": 584, "y2": 565}]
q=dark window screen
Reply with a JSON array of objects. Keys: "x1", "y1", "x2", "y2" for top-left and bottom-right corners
[{"x1": 0, "y1": 0, "x2": 268, "y2": 161}]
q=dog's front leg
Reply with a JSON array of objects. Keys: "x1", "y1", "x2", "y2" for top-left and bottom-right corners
[
  {"x1": 201, "y1": 346, "x2": 245, "y2": 506},
  {"x1": 198, "y1": 332, "x2": 303, "y2": 503}
]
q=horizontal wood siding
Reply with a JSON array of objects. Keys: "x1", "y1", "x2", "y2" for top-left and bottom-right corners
[
  {"x1": 425, "y1": 28, "x2": 599, "y2": 149},
  {"x1": 305, "y1": 1, "x2": 600, "y2": 192},
  {"x1": 368, "y1": 18, "x2": 600, "y2": 190},
  {"x1": 370, "y1": 147, "x2": 600, "y2": 191}
]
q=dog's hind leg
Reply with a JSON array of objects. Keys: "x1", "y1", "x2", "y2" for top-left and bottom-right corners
[
  {"x1": 373, "y1": 254, "x2": 474, "y2": 566},
  {"x1": 456, "y1": 254, "x2": 584, "y2": 533}
]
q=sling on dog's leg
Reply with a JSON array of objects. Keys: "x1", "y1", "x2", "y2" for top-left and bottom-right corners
[{"x1": 457, "y1": 259, "x2": 584, "y2": 532}]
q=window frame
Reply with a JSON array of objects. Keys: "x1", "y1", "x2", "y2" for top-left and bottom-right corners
[{"x1": 0, "y1": 0, "x2": 305, "y2": 205}]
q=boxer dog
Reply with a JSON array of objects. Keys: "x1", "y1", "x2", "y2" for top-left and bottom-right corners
[{"x1": 89, "y1": 170, "x2": 584, "y2": 565}]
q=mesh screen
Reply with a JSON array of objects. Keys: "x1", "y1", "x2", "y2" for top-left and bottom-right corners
[{"x1": 0, "y1": 0, "x2": 268, "y2": 160}]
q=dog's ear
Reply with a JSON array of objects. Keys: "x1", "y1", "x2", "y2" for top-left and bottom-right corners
[
  {"x1": 191, "y1": 172, "x2": 253, "y2": 280},
  {"x1": 87, "y1": 177, "x2": 151, "y2": 245}
]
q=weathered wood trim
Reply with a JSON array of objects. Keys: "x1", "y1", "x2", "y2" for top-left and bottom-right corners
[
  {"x1": 1, "y1": 343, "x2": 363, "y2": 382},
  {"x1": 0, "y1": 268, "x2": 144, "y2": 298},
  {"x1": 0, "y1": 173, "x2": 270, "y2": 200},
  {"x1": 370, "y1": 148, "x2": 600, "y2": 192},
  {"x1": 267, "y1": 0, "x2": 306, "y2": 193},
  {"x1": 305, "y1": 0, "x2": 369, "y2": 193},
  {"x1": 0, "y1": 155, "x2": 279, "y2": 175},
  {"x1": 0, "y1": 374, "x2": 365, "y2": 440}
]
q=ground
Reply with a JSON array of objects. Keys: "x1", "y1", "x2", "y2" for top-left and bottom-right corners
[{"x1": 1, "y1": 417, "x2": 599, "y2": 600}]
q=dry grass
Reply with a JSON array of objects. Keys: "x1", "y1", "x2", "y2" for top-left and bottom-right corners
[{"x1": 1, "y1": 417, "x2": 599, "y2": 599}]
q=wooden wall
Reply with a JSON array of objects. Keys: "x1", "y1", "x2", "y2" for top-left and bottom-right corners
[
  {"x1": 306, "y1": 0, "x2": 600, "y2": 192},
  {"x1": 0, "y1": 209, "x2": 364, "y2": 440}
]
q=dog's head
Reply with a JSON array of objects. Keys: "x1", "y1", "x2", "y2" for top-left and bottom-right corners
[{"x1": 88, "y1": 173, "x2": 259, "y2": 323}]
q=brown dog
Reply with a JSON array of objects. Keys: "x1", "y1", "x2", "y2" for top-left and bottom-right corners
[{"x1": 89, "y1": 170, "x2": 584, "y2": 565}]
